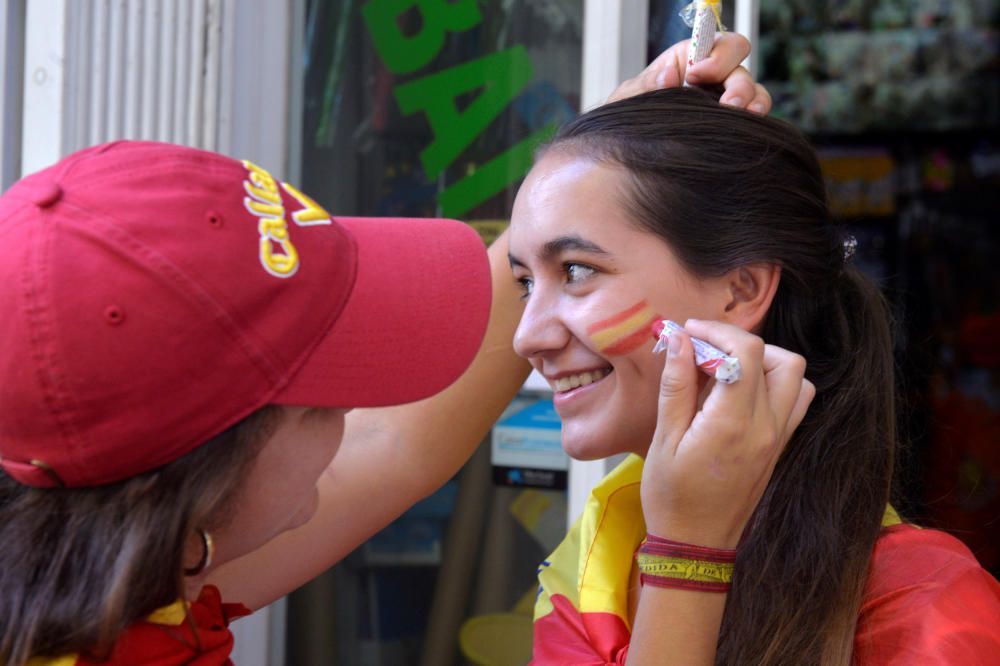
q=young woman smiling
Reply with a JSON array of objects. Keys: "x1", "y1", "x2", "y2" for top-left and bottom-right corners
[{"x1": 509, "y1": 89, "x2": 1000, "y2": 665}]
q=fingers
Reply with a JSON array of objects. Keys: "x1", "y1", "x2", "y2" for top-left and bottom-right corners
[
  {"x1": 682, "y1": 319, "x2": 765, "y2": 402},
  {"x1": 684, "y1": 33, "x2": 751, "y2": 86},
  {"x1": 608, "y1": 32, "x2": 771, "y2": 113},
  {"x1": 716, "y1": 68, "x2": 772, "y2": 114},
  {"x1": 786, "y1": 378, "x2": 815, "y2": 440},
  {"x1": 653, "y1": 321, "x2": 814, "y2": 483},
  {"x1": 678, "y1": 322, "x2": 807, "y2": 457},
  {"x1": 749, "y1": 82, "x2": 773, "y2": 114},
  {"x1": 759, "y1": 345, "x2": 814, "y2": 466},
  {"x1": 606, "y1": 45, "x2": 683, "y2": 104},
  {"x1": 646, "y1": 43, "x2": 685, "y2": 90},
  {"x1": 606, "y1": 33, "x2": 774, "y2": 115},
  {"x1": 717, "y1": 66, "x2": 756, "y2": 109},
  {"x1": 654, "y1": 328, "x2": 699, "y2": 456},
  {"x1": 760, "y1": 345, "x2": 808, "y2": 437}
]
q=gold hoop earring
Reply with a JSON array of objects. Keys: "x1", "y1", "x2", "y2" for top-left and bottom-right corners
[{"x1": 184, "y1": 529, "x2": 215, "y2": 576}]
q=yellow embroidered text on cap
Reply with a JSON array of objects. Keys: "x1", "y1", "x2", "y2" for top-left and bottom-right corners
[{"x1": 241, "y1": 160, "x2": 331, "y2": 278}]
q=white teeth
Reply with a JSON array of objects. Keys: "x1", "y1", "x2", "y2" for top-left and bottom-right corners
[{"x1": 553, "y1": 369, "x2": 610, "y2": 392}]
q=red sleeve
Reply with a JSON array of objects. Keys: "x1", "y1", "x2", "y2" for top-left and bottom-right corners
[
  {"x1": 854, "y1": 525, "x2": 1000, "y2": 665},
  {"x1": 531, "y1": 594, "x2": 630, "y2": 665}
]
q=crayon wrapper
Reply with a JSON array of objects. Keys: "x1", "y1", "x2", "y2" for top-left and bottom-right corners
[
  {"x1": 687, "y1": 5, "x2": 717, "y2": 67},
  {"x1": 653, "y1": 320, "x2": 742, "y2": 384}
]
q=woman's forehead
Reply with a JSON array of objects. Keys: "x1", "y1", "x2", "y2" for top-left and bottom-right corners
[{"x1": 511, "y1": 155, "x2": 635, "y2": 244}]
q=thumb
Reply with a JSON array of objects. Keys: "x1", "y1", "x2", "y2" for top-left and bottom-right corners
[
  {"x1": 653, "y1": 329, "x2": 699, "y2": 456},
  {"x1": 645, "y1": 43, "x2": 685, "y2": 91}
]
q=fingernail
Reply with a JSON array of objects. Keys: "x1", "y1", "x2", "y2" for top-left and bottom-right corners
[
  {"x1": 750, "y1": 103, "x2": 764, "y2": 114},
  {"x1": 724, "y1": 97, "x2": 744, "y2": 108},
  {"x1": 667, "y1": 333, "x2": 681, "y2": 357},
  {"x1": 685, "y1": 71, "x2": 701, "y2": 84}
]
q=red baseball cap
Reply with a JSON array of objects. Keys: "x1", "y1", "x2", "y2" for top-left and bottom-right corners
[{"x1": 0, "y1": 141, "x2": 491, "y2": 487}]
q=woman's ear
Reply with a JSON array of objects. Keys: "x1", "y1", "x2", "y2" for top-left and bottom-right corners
[{"x1": 723, "y1": 264, "x2": 781, "y2": 332}]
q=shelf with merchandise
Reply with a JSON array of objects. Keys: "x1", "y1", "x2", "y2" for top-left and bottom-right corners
[{"x1": 757, "y1": 0, "x2": 999, "y2": 135}]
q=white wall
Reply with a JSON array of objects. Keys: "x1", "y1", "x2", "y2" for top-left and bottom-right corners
[
  {"x1": 0, "y1": 0, "x2": 24, "y2": 189},
  {"x1": 20, "y1": 0, "x2": 292, "y2": 178}
]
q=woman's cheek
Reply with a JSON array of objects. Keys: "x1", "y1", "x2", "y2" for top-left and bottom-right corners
[{"x1": 583, "y1": 299, "x2": 661, "y2": 356}]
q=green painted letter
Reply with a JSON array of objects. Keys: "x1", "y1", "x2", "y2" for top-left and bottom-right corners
[
  {"x1": 395, "y1": 46, "x2": 534, "y2": 180},
  {"x1": 438, "y1": 123, "x2": 557, "y2": 219},
  {"x1": 362, "y1": 0, "x2": 481, "y2": 75}
]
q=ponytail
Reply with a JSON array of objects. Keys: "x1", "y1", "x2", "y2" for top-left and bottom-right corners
[
  {"x1": 550, "y1": 88, "x2": 899, "y2": 665},
  {"x1": 717, "y1": 266, "x2": 896, "y2": 665}
]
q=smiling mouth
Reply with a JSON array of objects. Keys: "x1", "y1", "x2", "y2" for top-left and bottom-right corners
[{"x1": 552, "y1": 368, "x2": 613, "y2": 393}]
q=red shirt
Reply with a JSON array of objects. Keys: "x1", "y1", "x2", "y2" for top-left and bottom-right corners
[
  {"x1": 29, "y1": 585, "x2": 251, "y2": 666},
  {"x1": 854, "y1": 524, "x2": 1000, "y2": 664},
  {"x1": 531, "y1": 457, "x2": 1000, "y2": 665}
]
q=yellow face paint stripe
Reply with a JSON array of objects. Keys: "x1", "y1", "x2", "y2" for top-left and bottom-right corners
[{"x1": 589, "y1": 305, "x2": 658, "y2": 351}]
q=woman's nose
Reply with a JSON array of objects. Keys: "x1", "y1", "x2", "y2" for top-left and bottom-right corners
[{"x1": 513, "y1": 291, "x2": 570, "y2": 359}]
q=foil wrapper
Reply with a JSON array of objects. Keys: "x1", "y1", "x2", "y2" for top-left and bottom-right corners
[{"x1": 652, "y1": 319, "x2": 743, "y2": 384}]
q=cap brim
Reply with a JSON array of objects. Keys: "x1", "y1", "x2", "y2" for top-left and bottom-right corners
[{"x1": 274, "y1": 217, "x2": 491, "y2": 408}]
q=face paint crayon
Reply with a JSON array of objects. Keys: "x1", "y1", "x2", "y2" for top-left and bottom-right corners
[
  {"x1": 651, "y1": 319, "x2": 742, "y2": 384},
  {"x1": 586, "y1": 300, "x2": 662, "y2": 356}
]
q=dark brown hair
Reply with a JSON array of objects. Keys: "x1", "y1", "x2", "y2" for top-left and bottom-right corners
[
  {"x1": 548, "y1": 88, "x2": 895, "y2": 665},
  {"x1": 0, "y1": 405, "x2": 281, "y2": 665}
]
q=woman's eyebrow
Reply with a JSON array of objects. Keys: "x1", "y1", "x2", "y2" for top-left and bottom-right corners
[
  {"x1": 508, "y1": 235, "x2": 611, "y2": 269},
  {"x1": 541, "y1": 235, "x2": 610, "y2": 260}
]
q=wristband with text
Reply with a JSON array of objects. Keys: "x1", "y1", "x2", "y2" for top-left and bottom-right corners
[{"x1": 636, "y1": 534, "x2": 736, "y2": 592}]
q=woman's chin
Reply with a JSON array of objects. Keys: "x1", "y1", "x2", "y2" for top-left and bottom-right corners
[
  {"x1": 561, "y1": 423, "x2": 653, "y2": 461},
  {"x1": 561, "y1": 429, "x2": 629, "y2": 461}
]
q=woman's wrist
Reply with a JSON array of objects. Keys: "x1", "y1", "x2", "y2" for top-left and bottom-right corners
[
  {"x1": 636, "y1": 533, "x2": 737, "y2": 593},
  {"x1": 640, "y1": 520, "x2": 743, "y2": 551}
]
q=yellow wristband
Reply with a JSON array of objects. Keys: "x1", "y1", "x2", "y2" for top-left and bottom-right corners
[{"x1": 636, "y1": 552, "x2": 735, "y2": 585}]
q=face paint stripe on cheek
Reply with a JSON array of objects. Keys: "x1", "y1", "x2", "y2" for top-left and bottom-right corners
[
  {"x1": 601, "y1": 326, "x2": 658, "y2": 355},
  {"x1": 586, "y1": 300, "x2": 650, "y2": 333},
  {"x1": 586, "y1": 299, "x2": 662, "y2": 356}
]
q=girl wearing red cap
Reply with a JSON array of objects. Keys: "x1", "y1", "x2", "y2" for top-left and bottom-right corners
[
  {"x1": 0, "y1": 38, "x2": 769, "y2": 665},
  {"x1": 508, "y1": 88, "x2": 1000, "y2": 664}
]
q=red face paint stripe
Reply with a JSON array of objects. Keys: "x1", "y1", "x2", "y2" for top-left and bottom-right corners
[
  {"x1": 601, "y1": 320, "x2": 659, "y2": 355},
  {"x1": 586, "y1": 300, "x2": 650, "y2": 334}
]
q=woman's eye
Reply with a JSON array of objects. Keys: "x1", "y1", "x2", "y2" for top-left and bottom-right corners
[
  {"x1": 516, "y1": 276, "x2": 534, "y2": 298},
  {"x1": 565, "y1": 263, "x2": 596, "y2": 283}
]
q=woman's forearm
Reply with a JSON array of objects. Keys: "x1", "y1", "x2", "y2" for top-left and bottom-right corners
[
  {"x1": 627, "y1": 587, "x2": 726, "y2": 665},
  {"x1": 341, "y1": 229, "x2": 529, "y2": 497}
]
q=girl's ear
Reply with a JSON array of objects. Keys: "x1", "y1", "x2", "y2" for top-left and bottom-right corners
[{"x1": 723, "y1": 264, "x2": 781, "y2": 333}]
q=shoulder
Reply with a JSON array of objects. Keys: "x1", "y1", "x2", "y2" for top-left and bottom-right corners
[
  {"x1": 855, "y1": 524, "x2": 1000, "y2": 664},
  {"x1": 865, "y1": 524, "x2": 996, "y2": 596}
]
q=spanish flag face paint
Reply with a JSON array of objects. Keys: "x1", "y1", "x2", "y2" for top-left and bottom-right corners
[{"x1": 585, "y1": 300, "x2": 661, "y2": 356}]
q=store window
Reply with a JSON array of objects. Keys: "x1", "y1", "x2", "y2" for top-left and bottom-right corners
[
  {"x1": 298, "y1": 0, "x2": 581, "y2": 236},
  {"x1": 290, "y1": 2, "x2": 581, "y2": 663}
]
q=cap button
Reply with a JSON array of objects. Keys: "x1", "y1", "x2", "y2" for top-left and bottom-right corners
[{"x1": 33, "y1": 183, "x2": 63, "y2": 208}]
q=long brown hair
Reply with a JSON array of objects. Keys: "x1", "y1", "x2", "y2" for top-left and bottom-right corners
[
  {"x1": 548, "y1": 89, "x2": 896, "y2": 665},
  {"x1": 0, "y1": 405, "x2": 281, "y2": 665}
]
